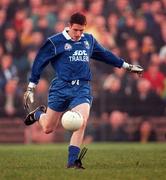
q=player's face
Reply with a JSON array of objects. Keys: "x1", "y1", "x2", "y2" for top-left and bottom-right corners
[{"x1": 68, "y1": 23, "x2": 85, "y2": 41}]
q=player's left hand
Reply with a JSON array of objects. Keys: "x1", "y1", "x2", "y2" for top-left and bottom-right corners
[
  {"x1": 127, "y1": 64, "x2": 144, "y2": 75},
  {"x1": 24, "y1": 87, "x2": 35, "y2": 113}
]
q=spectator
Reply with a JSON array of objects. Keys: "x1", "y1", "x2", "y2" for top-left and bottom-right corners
[
  {"x1": 128, "y1": 48, "x2": 141, "y2": 66},
  {"x1": 134, "y1": 16, "x2": 150, "y2": 46},
  {"x1": 107, "y1": 12, "x2": 119, "y2": 40},
  {"x1": 130, "y1": 78, "x2": 165, "y2": 117},
  {"x1": 88, "y1": 0, "x2": 104, "y2": 17},
  {"x1": 111, "y1": 67, "x2": 137, "y2": 98},
  {"x1": 53, "y1": 20, "x2": 66, "y2": 33},
  {"x1": 25, "y1": 47, "x2": 38, "y2": 78},
  {"x1": 116, "y1": 12, "x2": 135, "y2": 47},
  {"x1": 20, "y1": 18, "x2": 34, "y2": 48},
  {"x1": 13, "y1": 8, "x2": 28, "y2": 33},
  {"x1": 133, "y1": 120, "x2": 157, "y2": 143},
  {"x1": 122, "y1": 37, "x2": 139, "y2": 60},
  {"x1": 2, "y1": 26, "x2": 23, "y2": 58},
  {"x1": 35, "y1": 16, "x2": 53, "y2": 38},
  {"x1": 1, "y1": 79, "x2": 25, "y2": 117},
  {"x1": 30, "y1": 31, "x2": 44, "y2": 49},
  {"x1": 141, "y1": 36, "x2": 157, "y2": 69},
  {"x1": 159, "y1": 45, "x2": 166, "y2": 62},
  {"x1": 159, "y1": 46, "x2": 166, "y2": 76},
  {"x1": 160, "y1": 21, "x2": 166, "y2": 47},
  {"x1": 0, "y1": 43, "x2": 4, "y2": 59},
  {"x1": 93, "y1": 16, "x2": 114, "y2": 48},
  {"x1": 0, "y1": 9, "x2": 7, "y2": 42},
  {"x1": 114, "y1": 0, "x2": 131, "y2": 17},
  {"x1": 0, "y1": 54, "x2": 18, "y2": 90},
  {"x1": 100, "y1": 75, "x2": 126, "y2": 114},
  {"x1": 0, "y1": 0, "x2": 14, "y2": 21},
  {"x1": 143, "y1": 62, "x2": 165, "y2": 95},
  {"x1": 94, "y1": 111, "x2": 128, "y2": 142},
  {"x1": 141, "y1": 35, "x2": 156, "y2": 58},
  {"x1": 150, "y1": 12, "x2": 165, "y2": 50}
]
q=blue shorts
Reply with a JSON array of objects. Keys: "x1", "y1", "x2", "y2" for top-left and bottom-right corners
[{"x1": 48, "y1": 79, "x2": 93, "y2": 112}]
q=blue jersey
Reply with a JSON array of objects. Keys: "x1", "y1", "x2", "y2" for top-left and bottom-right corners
[{"x1": 29, "y1": 28, "x2": 124, "y2": 84}]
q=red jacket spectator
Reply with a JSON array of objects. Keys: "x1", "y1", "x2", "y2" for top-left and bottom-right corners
[{"x1": 143, "y1": 63, "x2": 165, "y2": 95}]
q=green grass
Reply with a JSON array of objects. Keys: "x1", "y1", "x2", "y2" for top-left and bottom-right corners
[{"x1": 0, "y1": 143, "x2": 165, "y2": 180}]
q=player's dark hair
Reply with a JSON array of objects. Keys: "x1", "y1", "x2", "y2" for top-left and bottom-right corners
[{"x1": 69, "y1": 12, "x2": 87, "y2": 25}]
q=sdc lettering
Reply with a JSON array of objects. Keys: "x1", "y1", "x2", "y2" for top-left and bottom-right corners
[
  {"x1": 73, "y1": 50, "x2": 87, "y2": 56},
  {"x1": 69, "y1": 50, "x2": 89, "y2": 62}
]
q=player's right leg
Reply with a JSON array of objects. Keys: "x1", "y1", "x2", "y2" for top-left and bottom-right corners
[
  {"x1": 38, "y1": 107, "x2": 63, "y2": 134},
  {"x1": 24, "y1": 79, "x2": 68, "y2": 133},
  {"x1": 24, "y1": 106, "x2": 63, "y2": 134}
]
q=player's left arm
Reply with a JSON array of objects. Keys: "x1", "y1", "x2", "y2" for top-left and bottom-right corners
[{"x1": 91, "y1": 37, "x2": 144, "y2": 74}]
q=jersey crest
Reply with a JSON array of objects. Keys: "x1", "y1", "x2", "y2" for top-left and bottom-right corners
[
  {"x1": 64, "y1": 43, "x2": 72, "y2": 51},
  {"x1": 84, "y1": 41, "x2": 90, "y2": 49}
]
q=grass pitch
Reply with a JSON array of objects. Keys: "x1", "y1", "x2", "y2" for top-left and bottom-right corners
[{"x1": 0, "y1": 143, "x2": 165, "y2": 180}]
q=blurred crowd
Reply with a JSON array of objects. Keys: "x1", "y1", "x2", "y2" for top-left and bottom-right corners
[{"x1": 0, "y1": 0, "x2": 166, "y2": 142}]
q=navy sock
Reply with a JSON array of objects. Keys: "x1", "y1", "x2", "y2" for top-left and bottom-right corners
[
  {"x1": 34, "y1": 110, "x2": 44, "y2": 121},
  {"x1": 68, "y1": 145, "x2": 80, "y2": 165}
]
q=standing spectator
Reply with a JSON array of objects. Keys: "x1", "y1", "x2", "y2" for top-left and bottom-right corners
[{"x1": 0, "y1": 54, "x2": 18, "y2": 90}]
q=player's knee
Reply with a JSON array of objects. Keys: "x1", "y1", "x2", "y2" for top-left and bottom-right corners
[{"x1": 43, "y1": 126, "x2": 53, "y2": 134}]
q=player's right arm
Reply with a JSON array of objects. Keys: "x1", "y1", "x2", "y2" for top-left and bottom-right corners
[{"x1": 24, "y1": 39, "x2": 56, "y2": 112}]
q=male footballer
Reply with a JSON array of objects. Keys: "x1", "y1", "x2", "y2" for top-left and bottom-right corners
[{"x1": 24, "y1": 12, "x2": 143, "y2": 169}]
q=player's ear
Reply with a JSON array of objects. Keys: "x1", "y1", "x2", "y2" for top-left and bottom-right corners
[{"x1": 68, "y1": 23, "x2": 72, "y2": 29}]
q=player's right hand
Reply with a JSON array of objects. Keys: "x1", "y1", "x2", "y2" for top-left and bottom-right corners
[{"x1": 24, "y1": 87, "x2": 35, "y2": 113}]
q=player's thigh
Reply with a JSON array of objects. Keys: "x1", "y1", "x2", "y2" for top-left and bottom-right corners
[
  {"x1": 44, "y1": 107, "x2": 63, "y2": 126},
  {"x1": 71, "y1": 103, "x2": 90, "y2": 122}
]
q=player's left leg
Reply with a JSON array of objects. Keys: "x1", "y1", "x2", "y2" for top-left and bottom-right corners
[
  {"x1": 67, "y1": 103, "x2": 90, "y2": 168},
  {"x1": 70, "y1": 103, "x2": 90, "y2": 146}
]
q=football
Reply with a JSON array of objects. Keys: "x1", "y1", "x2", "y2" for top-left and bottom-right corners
[{"x1": 61, "y1": 111, "x2": 83, "y2": 131}]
